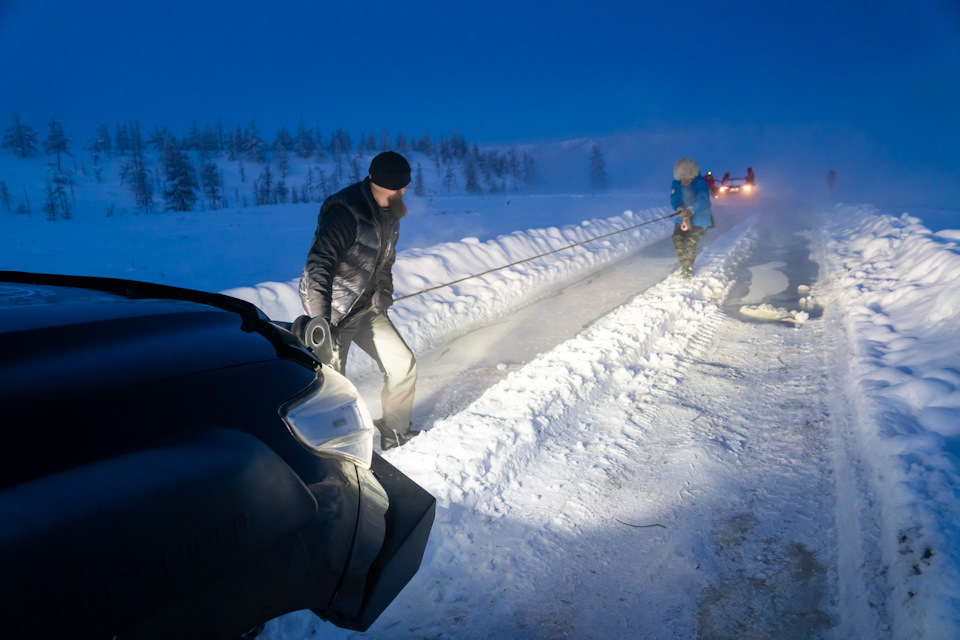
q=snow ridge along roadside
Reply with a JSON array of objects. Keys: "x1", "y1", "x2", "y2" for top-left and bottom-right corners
[
  {"x1": 222, "y1": 207, "x2": 676, "y2": 377},
  {"x1": 387, "y1": 217, "x2": 757, "y2": 513},
  {"x1": 817, "y1": 205, "x2": 960, "y2": 638}
]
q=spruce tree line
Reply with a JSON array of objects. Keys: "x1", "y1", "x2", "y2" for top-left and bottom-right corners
[
  {"x1": 3, "y1": 113, "x2": 545, "y2": 218},
  {"x1": 2, "y1": 114, "x2": 76, "y2": 219}
]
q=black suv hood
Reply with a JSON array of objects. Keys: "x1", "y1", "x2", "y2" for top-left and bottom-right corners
[
  {"x1": 0, "y1": 280, "x2": 226, "y2": 333},
  {"x1": 0, "y1": 272, "x2": 318, "y2": 407}
]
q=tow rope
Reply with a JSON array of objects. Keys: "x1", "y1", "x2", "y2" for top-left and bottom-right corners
[{"x1": 394, "y1": 211, "x2": 677, "y2": 301}]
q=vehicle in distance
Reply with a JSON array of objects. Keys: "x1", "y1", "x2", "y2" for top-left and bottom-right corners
[
  {"x1": 0, "y1": 271, "x2": 435, "y2": 639},
  {"x1": 717, "y1": 176, "x2": 754, "y2": 196}
]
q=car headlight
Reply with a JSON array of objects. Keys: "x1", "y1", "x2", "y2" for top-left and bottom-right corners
[
  {"x1": 278, "y1": 367, "x2": 375, "y2": 468},
  {"x1": 743, "y1": 184, "x2": 752, "y2": 192}
]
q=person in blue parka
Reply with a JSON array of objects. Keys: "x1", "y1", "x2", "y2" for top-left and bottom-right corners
[{"x1": 670, "y1": 158, "x2": 714, "y2": 278}]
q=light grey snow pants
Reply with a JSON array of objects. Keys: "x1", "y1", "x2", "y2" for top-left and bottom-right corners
[{"x1": 336, "y1": 309, "x2": 418, "y2": 431}]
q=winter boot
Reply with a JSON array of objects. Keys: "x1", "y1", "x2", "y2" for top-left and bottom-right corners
[{"x1": 375, "y1": 419, "x2": 421, "y2": 450}]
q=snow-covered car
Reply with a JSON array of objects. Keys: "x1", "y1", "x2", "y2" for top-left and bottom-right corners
[
  {"x1": 717, "y1": 177, "x2": 755, "y2": 196},
  {"x1": 0, "y1": 271, "x2": 435, "y2": 639}
]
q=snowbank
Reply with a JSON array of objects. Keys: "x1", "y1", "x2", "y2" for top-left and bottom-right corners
[
  {"x1": 223, "y1": 207, "x2": 675, "y2": 377},
  {"x1": 819, "y1": 205, "x2": 960, "y2": 637}
]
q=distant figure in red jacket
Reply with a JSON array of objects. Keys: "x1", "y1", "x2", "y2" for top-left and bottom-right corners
[
  {"x1": 705, "y1": 171, "x2": 716, "y2": 192},
  {"x1": 721, "y1": 172, "x2": 730, "y2": 186},
  {"x1": 746, "y1": 167, "x2": 755, "y2": 185}
]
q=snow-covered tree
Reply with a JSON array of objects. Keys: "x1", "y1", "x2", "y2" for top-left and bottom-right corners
[
  {"x1": 42, "y1": 171, "x2": 71, "y2": 220},
  {"x1": 3, "y1": 114, "x2": 39, "y2": 158},
  {"x1": 42, "y1": 178, "x2": 58, "y2": 221},
  {"x1": 316, "y1": 166, "x2": 330, "y2": 201},
  {"x1": 413, "y1": 163, "x2": 426, "y2": 197},
  {"x1": 505, "y1": 147, "x2": 520, "y2": 178},
  {"x1": 227, "y1": 126, "x2": 243, "y2": 161},
  {"x1": 439, "y1": 135, "x2": 452, "y2": 164},
  {"x1": 589, "y1": 145, "x2": 607, "y2": 191},
  {"x1": 275, "y1": 140, "x2": 289, "y2": 179},
  {"x1": 183, "y1": 120, "x2": 202, "y2": 151},
  {"x1": 146, "y1": 125, "x2": 172, "y2": 150},
  {"x1": 43, "y1": 117, "x2": 70, "y2": 171},
  {"x1": 443, "y1": 164, "x2": 456, "y2": 193},
  {"x1": 294, "y1": 118, "x2": 315, "y2": 158},
  {"x1": 273, "y1": 178, "x2": 288, "y2": 204},
  {"x1": 449, "y1": 130, "x2": 468, "y2": 159},
  {"x1": 244, "y1": 120, "x2": 267, "y2": 163},
  {"x1": 88, "y1": 123, "x2": 111, "y2": 157},
  {"x1": 304, "y1": 166, "x2": 315, "y2": 201},
  {"x1": 415, "y1": 131, "x2": 434, "y2": 157},
  {"x1": 329, "y1": 127, "x2": 352, "y2": 157},
  {"x1": 123, "y1": 121, "x2": 153, "y2": 213},
  {"x1": 254, "y1": 164, "x2": 273, "y2": 205},
  {"x1": 86, "y1": 124, "x2": 111, "y2": 182},
  {"x1": 313, "y1": 125, "x2": 326, "y2": 160},
  {"x1": 273, "y1": 125, "x2": 293, "y2": 153},
  {"x1": 161, "y1": 135, "x2": 198, "y2": 211},
  {"x1": 349, "y1": 154, "x2": 362, "y2": 184},
  {"x1": 0, "y1": 181, "x2": 11, "y2": 213},
  {"x1": 464, "y1": 157, "x2": 481, "y2": 194},
  {"x1": 521, "y1": 151, "x2": 537, "y2": 183},
  {"x1": 114, "y1": 123, "x2": 131, "y2": 156},
  {"x1": 200, "y1": 161, "x2": 223, "y2": 210},
  {"x1": 200, "y1": 124, "x2": 219, "y2": 157}
]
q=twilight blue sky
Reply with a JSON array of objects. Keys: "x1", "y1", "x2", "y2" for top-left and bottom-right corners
[{"x1": 2, "y1": 0, "x2": 959, "y2": 173}]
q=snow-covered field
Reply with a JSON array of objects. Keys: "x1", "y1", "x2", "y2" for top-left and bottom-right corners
[
  {"x1": 242, "y1": 200, "x2": 960, "y2": 639},
  {"x1": 3, "y1": 160, "x2": 959, "y2": 637}
]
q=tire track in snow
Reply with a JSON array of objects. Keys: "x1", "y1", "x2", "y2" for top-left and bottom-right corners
[
  {"x1": 356, "y1": 220, "x2": 760, "y2": 638},
  {"x1": 387, "y1": 218, "x2": 757, "y2": 512},
  {"x1": 491, "y1": 301, "x2": 842, "y2": 639},
  {"x1": 820, "y1": 308, "x2": 891, "y2": 637}
]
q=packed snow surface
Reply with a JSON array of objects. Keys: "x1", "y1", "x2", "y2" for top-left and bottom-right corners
[
  {"x1": 225, "y1": 202, "x2": 959, "y2": 639},
  {"x1": 3, "y1": 185, "x2": 959, "y2": 638}
]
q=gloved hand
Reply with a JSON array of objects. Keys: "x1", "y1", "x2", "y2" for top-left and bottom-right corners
[
  {"x1": 290, "y1": 315, "x2": 341, "y2": 369},
  {"x1": 372, "y1": 290, "x2": 393, "y2": 313}
]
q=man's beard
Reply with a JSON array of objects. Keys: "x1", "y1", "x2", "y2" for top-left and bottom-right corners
[{"x1": 385, "y1": 192, "x2": 408, "y2": 218}]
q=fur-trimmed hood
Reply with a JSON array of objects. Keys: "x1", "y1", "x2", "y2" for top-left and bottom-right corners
[{"x1": 673, "y1": 158, "x2": 700, "y2": 181}]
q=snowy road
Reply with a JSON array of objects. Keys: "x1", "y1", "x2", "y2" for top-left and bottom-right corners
[
  {"x1": 263, "y1": 203, "x2": 887, "y2": 639},
  {"x1": 390, "y1": 235, "x2": 678, "y2": 431},
  {"x1": 356, "y1": 208, "x2": 738, "y2": 432}
]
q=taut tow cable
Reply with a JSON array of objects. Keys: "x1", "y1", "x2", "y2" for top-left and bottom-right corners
[{"x1": 394, "y1": 212, "x2": 676, "y2": 301}]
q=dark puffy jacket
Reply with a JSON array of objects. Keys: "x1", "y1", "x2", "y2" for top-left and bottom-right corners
[{"x1": 299, "y1": 179, "x2": 399, "y2": 324}]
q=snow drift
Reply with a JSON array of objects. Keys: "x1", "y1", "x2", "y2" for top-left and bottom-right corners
[{"x1": 818, "y1": 205, "x2": 960, "y2": 638}]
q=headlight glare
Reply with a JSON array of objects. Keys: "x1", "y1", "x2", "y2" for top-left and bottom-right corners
[{"x1": 279, "y1": 367, "x2": 375, "y2": 468}]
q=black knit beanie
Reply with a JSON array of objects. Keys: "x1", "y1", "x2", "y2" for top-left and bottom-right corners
[{"x1": 369, "y1": 151, "x2": 411, "y2": 190}]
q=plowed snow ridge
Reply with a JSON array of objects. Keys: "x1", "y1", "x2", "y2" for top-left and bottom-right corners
[{"x1": 388, "y1": 218, "x2": 757, "y2": 510}]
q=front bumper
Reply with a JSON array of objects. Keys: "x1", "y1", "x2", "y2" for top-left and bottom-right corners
[
  {"x1": 0, "y1": 429, "x2": 435, "y2": 639},
  {"x1": 321, "y1": 452, "x2": 436, "y2": 631}
]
